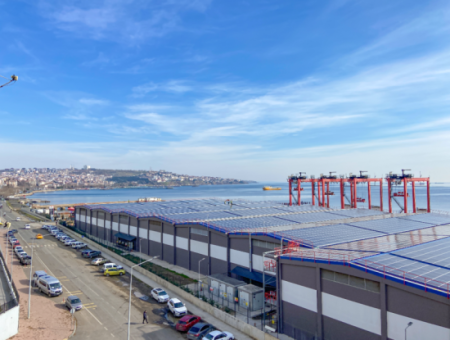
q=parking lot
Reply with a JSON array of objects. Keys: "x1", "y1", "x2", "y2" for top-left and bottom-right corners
[{"x1": 3, "y1": 210, "x2": 187, "y2": 340}]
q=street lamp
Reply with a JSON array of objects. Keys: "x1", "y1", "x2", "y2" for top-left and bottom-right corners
[
  {"x1": 198, "y1": 258, "x2": 205, "y2": 293},
  {"x1": 127, "y1": 255, "x2": 159, "y2": 340},
  {"x1": 28, "y1": 233, "x2": 52, "y2": 319},
  {"x1": 405, "y1": 321, "x2": 413, "y2": 340}
]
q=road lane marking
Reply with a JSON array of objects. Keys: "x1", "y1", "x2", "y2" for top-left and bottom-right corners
[
  {"x1": 104, "y1": 327, "x2": 108, "y2": 330},
  {"x1": 83, "y1": 306, "x2": 103, "y2": 325},
  {"x1": 110, "y1": 334, "x2": 115, "y2": 338}
]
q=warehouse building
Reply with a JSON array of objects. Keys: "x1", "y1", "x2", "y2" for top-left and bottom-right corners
[{"x1": 75, "y1": 199, "x2": 450, "y2": 340}]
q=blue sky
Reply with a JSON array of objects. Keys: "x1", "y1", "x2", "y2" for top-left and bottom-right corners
[{"x1": 1, "y1": 0, "x2": 450, "y2": 181}]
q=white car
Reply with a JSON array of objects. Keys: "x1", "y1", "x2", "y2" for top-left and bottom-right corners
[
  {"x1": 74, "y1": 242, "x2": 87, "y2": 249},
  {"x1": 14, "y1": 246, "x2": 24, "y2": 255},
  {"x1": 16, "y1": 217, "x2": 20, "y2": 221},
  {"x1": 151, "y1": 288, "x2": 169, "y2": 303},
  {"x1": 64, "y1": 239, "x2": 76, "y2": 246},
  {"x1": 25, "y1": 224, "x2": 31, "y2": 229},
  {"x1": 16, "y1": 250, "x2": 27, "y2": 259},
  {"x1": 202, "y1": 331, "x2": 235, "y2": 340},
  {"x1": 167, "y1": 298, "x2": 187, "y2": 317},
  {"x1": 9, "y1": 238, "x2": 18, "y2": 245}
]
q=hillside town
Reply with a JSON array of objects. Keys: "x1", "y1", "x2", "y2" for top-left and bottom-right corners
[{"x1": 0, "y1": 167, "x2": 252, "y2": 195}]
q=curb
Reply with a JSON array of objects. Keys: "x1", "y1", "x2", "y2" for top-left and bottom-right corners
[{"x1": 65, "y1": 316, "x2": 77, "y2": 339}]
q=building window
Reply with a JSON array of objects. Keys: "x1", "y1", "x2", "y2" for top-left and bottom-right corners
[
  {"x1": 191, "y1": 228, "x2": 208, "y2": 236},
  {"x1": 150, "y1": 220, "x2": 162, "y2": 227},
  {"x1": 322, "y1": 269, "x2": 380, "y2": 293},
  {"x1": 253, "y1": 240, "x2": 278, "y2": 250}
]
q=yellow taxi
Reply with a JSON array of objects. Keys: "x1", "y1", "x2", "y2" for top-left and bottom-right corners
[
  {"x1": 36, "y1": 234, "x2": 43, "y2": 239},
  {"x1": 104, "y1": 268, "x2": 126, "y2": 277}
]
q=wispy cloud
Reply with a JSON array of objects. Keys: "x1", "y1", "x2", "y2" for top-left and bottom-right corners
[
  {"x1": 131, "y1": 80, "x2": 192, "y2": 97},
  {"x1": 40, "y1": 0, "x2": 213, "y2": 43},
  {"x1": 43, "y1": 91, "x2": 110, "y2": 120}
]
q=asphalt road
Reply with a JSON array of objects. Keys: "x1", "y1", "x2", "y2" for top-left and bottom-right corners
[{"x1": 2, "y1": 208, "x2": 185, "y2": 340}]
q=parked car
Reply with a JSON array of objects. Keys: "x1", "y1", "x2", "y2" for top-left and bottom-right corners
[
  {"x1": 19, "y1": 255, "x2": 32, "y2": 265},
  {"x1": 176, "y1": 315, "x2": 201, "y2": 332},
  {"x1": 36, "y1": 275, "x2": 63, "y2": 297},
  {"x1": 33, "y1": 270, "x2": 47, "y2": 286},
  {"x1": 91, "y1": 258, "x2": 109, "y2": 266},
  {"x1": 9, "y1": 237, "x2": 18, "y2": 245},
  {"x1": 151, "y1": 288, "x2": 170, "y2": 303},
  {"x1": 24, "y1": 224, "x2": 31, "y2": 229},
  {"x1": 202, "y1": 331, "x2": 235, "y2": 340},
  {"x1": 65, "y1": 295, "x2": 83, "y2": 311},
  {"x1": 17, "y1": 251, "x2": 28, "y2": 259},
  {"x1": 13, "y1": 243, "x2": 22, "y2": 249},
  {"x1": 64, "y1": 239, "x2": 76, "y2": 246},
  {"x1": 99, "y1": 263, "x2": 123, "y2": 273},
  {"x1": 83, "y1": 250, "x2": 101, "y2": 258},
  {"x1": 72, "y1": 242, "x2": 87, "y2": 249},
  {"x1": 9, "y1": 229, "x2": 18, "y2": 234},
  {"x1": 104, "y1": 268, "x2": 125, "y2": 276},
  {"x1": 14, "y1": 246, "x2": 24, "y2": 255},
  {"x1": 167, "y1": 298, "x2": 187, "y2": 317},
  {"x1": 187, "y1": 323, "x2": 216, "y2": 340}
]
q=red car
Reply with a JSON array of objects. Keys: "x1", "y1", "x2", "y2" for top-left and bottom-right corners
[
  {"x1": 175, "y1": 315, "x2": 201, "y2": 332},
  {"x1": 13, "y1": 243, "x2": 21, "y2": 249}
]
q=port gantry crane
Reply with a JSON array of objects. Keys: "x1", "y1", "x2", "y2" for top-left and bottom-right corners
[
  {"x1": 288, "y1": 171, "x2": 384, "y2": 210},
  {"x1": 386, "y1": 169, "x2": 430, "y2": 213},
  {"x1": 0, "y1": 74, "x2": 18, "y2": 89}
]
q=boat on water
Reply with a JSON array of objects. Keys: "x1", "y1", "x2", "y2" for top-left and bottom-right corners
[
  {"x1": 356, "y1": 197, "x2": 366, "y2": 203},
  {"x1": 263, "y1": 186, "x2": 282, "y2": 191},
  {"x1": 294, "y1": 187, "x2": 304, "y2": 191},
  {"x1": 325, "y1": 191, "x2": 334, "y2": 195}
]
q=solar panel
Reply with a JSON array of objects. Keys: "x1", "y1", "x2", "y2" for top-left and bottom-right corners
[
  {"x1": 211, "y1": 216, "x2": 296, "y2": 232},
  {"x1": 278, "y1": 224, "x2": 385, "y2": 247},
  {"x1": 398, "y1": 213, "x2": 450, "y2": 226},
  {"x1": 391, "y1": 237, "x2": 450, "y2": 269},
  {"x1": 352, "y1": 253, "x2": 450, "y2": 290},
  {"x1": 327, "y1": 233, "x2": 448, "y2": 253},
  {"x1": 398, "y1": 225, "x2": 450, "y2": 237},
  {"x1": 331, "y1": 209, "x2": 387, "y2": 218},
  {"x1": 273, "y1": 205, "x2": 330, "y2": 213},
  {"x1": 228, "y1": 208, "x2": 295, "y2": 217},
  {"x1": 164, "y1": 211, "x2": 239, "y2": 221},
  {"x1": 347, "y1": 218, "x2": 433, "y2": 234},
  {"x1": 276, "y1": 212, "x2": 347, "y2": 224}
]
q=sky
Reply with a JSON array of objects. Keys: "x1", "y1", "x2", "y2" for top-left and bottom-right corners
[{"x1": 1, "y1": 0, "x2": 450, "y2": 181}]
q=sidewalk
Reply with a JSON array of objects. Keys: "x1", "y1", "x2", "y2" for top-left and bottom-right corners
[{"x1": 0, "y1": 213, "x2": 73, "y2": 340}]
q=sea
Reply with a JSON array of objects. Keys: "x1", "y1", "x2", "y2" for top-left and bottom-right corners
[{"x1": 30, "y1": 182, "x2": 450, "y2": 213}]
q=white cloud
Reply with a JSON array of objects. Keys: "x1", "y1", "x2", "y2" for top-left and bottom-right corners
[
  {"x1": 40, "y1": 0, "x2": 213, "y2": 43},
  {"x1": 131, "y1": 80, "x2": 192, "y2": 97}
]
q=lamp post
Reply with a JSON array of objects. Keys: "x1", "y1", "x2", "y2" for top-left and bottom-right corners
[
  {"x1": 128, "y1": 255, "x2": 159, "y2": 340},
  {"x1": 198, "y1": 258, "x2": 205, "y2": 294},
  {"x1": 28, "y1": 233, "x2": 52, "y2": 319},
  {"x1": 405, "y1": 321, "x2": 413, "y2": 340},
  {"x1": 139, "y1": 238, "x2": 143, "y2": 265}
]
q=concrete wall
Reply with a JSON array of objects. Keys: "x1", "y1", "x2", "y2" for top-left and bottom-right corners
[{"x1": 0, "y1": 305, "x2": 19, "y2": 340}]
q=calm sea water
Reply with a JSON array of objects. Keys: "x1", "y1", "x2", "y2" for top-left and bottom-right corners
[{"x1": 30, "y1": 182, "x2": 450, "y2": 212}]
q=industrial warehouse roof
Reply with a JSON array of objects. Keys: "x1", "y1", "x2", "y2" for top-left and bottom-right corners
[{"x1": 80, "y1": 199, "x2": 450, "y2": 296}]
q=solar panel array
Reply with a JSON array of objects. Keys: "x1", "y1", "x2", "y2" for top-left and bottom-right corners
[
  {"x1": 392, "y1": 237, "x2": 450, "y2": 269},
  {"x1": 277, "y1": 212, "x2": 348, "y2": 224},
  {"x1": 277, "y1": 224, "x2": 386, "y2": 247},
  {"x1": 327, "y1": 233, "x2": 448, "y2": 253},
  {"x1": 347, "y1": 218, "x2": 433, "y2": 234},
  {"x1": 398, "y1": 213, "x2": 450, "y2": 225},
  {"x1": 352, "y1": 254, "x2": 450, "y2": 289},
  {"x1": 331, "y1": 209, "x2": 387, "y2": 218}
]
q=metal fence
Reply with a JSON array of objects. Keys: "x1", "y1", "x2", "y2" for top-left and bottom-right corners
[
  {"x1": 183, "y1": 281, "x2": 279, "y2": 333},
  {"x1": 0, "y1": 241, "x2": 19, "y2": 315}
]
